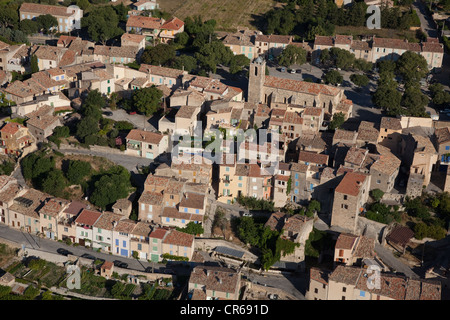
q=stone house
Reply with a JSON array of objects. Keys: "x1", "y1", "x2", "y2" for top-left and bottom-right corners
[
  {"x1": 188, "y1": 266, "x2": 241, "y2": 300},
  {"x1": 331, "y1": 172, "x2": 370, "y2": 233}
]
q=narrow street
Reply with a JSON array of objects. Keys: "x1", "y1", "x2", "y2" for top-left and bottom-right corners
[
  {"x1": 413, "y1": 0, "x2": 438, "y2": 38},
  {"x1": 374, "y1": 243, "x2": 420, "y2": 279}
]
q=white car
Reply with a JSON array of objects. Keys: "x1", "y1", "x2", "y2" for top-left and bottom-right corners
[{"x1": 290, "y1": 69, "x2": 295, "y2": 74}]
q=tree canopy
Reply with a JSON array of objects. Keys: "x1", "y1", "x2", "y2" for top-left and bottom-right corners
[
  {"x1": 81, "y1": 6, "x2": 124, "y2": 44},
  {"x1": 277, "y1": 44, "x2": 307, "y2": 67},
  {"x1": 132, "y1": 86, "x2": 163, "y2": 116}
]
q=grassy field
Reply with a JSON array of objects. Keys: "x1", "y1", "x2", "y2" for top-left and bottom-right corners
[{"x1": 159, "y1": 0, "x2": 276, "y2": 31}]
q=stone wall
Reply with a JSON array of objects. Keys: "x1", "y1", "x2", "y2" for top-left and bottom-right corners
[
  {"x1": 59, "y1": 143, "x2": 126, "y2": 156},
  {"x1": 356, "y1": 216, "x2": 388, "y2": 244}
]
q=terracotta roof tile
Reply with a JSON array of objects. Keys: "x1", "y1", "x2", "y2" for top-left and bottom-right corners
[{"x1": 335, "y1": 172, "x2": 368, "y2": 196}]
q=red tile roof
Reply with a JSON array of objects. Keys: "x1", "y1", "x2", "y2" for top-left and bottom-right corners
[
  {"x1": 126, "y1": 129, "x2": 165, "y2": 144},
  {"x1": 161, "y1": 17, "x2": 184, "y2": 31},
  {"x1": 335, "y1": 233, "x2": 358, "y2": 250},
  {"x1": 126, "y1": 15, "x2": 163, "y2": 30},
  {"x1": 0, "y1": 122, "x2": 22, "y2": 135},
  {"x1": 163, "y1": 229, "x2": 194, "y2": 247},
  {"x1": 264, "y1": 76, "x2": 341, "y2": 96},
  {"x1": 335, "y1": 172, "x2": 368, "y2": 196},
  {"x1": 75, "y1": 209, "x2": 102, "y2": 226}
]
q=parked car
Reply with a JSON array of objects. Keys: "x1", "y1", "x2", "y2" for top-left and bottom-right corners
[
  {"x1": 113, "y1": 260, "x2": 128, "y2": 268},
  {"x1": 296, "y1": 69, "x2": 302, "y2": 73},
  {"x1": 243, "y1": 212, "x2": 252, "y2": 217},
  {"x1": 280, "y1": 67, "x2": 286, "y2": 72},
  {"x1": 81, "y1": 254, "x2": 96, "y2": 260},
  {"x1": 103, "y1": 111, "x2": 113, "y2": 116},
  {"x1": 289, "y1": 69, "x2": 296, "y2": 74},
  {"x1": 57, "y1": 248, "x2": 73, "y2": 256},
  {"x1": 129, "y1": 111, "x2": 137, "y2": 115}
]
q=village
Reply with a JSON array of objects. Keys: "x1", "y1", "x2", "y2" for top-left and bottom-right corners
[{"x1": 0, "y1": 0, "x2": 447, "y2": 302}]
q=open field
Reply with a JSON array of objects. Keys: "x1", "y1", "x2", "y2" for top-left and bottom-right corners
[{"x1": 159, "y1": 0, "x2": 276, "y2": 31}]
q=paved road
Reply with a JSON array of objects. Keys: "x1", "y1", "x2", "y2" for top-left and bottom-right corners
[
  {"x1": 413, "y1": 0, "x2": 438, "y2": 38},
  {"x1": 103, "y1": 108, "x2": 158, "y2": 132},
  {"x1": 375, "y1": 243, "x2": 420, "y2": 279},
  {"x1": 57, "y1": 146, "x2": 153, "y2": 173},
  {"x1": 245, "y1": 272, "x2": 307, "y2": 300}
]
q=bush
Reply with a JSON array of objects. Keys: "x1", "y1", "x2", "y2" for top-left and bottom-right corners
[
  {"x1": 28, "y1": 258, "x2": 46, "y2": 270},
  {"x1": 370, "y1": 189, "x2": 385, "y2": 202}
]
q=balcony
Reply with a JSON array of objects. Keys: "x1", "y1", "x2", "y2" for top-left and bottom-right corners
[
  {"x1": 127, "y1": 143, "x2": 141, "y2": 150},
  {"x1": 131, "y1": 237, "x2": 149, "y2": 244}
]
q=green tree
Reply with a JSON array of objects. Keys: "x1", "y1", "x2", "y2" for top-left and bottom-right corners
[
  {"x1": 52, "y1": 126, "x2": 70, "y2": 138},
  {"x1": 401, "y1": 84, "x2": 428, "y2": 117},
  {"x1": 76, "y1": 0, "x2": 90, "y2": 11},
  {"x1": 132, "y1": 86, "x2": 163, "y2": 116},
  {"x1": 429, "y1": 83, "x2": 450, "y2": 107},
  {"x1": 0, "y1": 5, "x2": 19, "y2": 29},
  {"x1": 76, "y1": 116, "x2": 99, "y2": 141},
  {"x1": 350, "y1": 74, "x2": 369, "y2": 87},
  {"x1": 237, "y1": 217, "x2": 260, "y2": 246},
  {"x1": 89, "y1": 166, "x2": 132, "y2": 210},
  {"x1": 141, "y1": 43, "x2": 176, "y2": 66},
  {"x1": 66, "y1": 160, "x2": 91, "y2": 185},
  {"x1": 370, "y1": 189, "x2": 385, "y2": 202},
  {"x1": 171, "y1": 54, "x2": 198, "y2": 73},
  {"x1": 396, "y1": 51, "x2": 429, "y2": 84},
  {"x1": 277, "y1": 45, "x2": 307, "y2": 67},
  {"x1": 176, "y1": 222, "x2": 204, "y2": 235},
  {"x1": 36, "y1": 14, "x2": 58, "y2": 33},
  {"x1": 81, "y1": 6, "x2": 123, "y2": 45},
  {"x1": 174, "y1": 32, "x2": 189, "y2": 47},
  {"x1": 195, "y1": 41, "x2": 233, "y2": 73},
  {"x1": 42, "y1": 169, "x2": 67, "y2": 197},
  {"x1": 323, "y1": 70, "x2": 343, "y2": 85},
  {"x1": 229, "y1": 54, "x2": 250, "y2": 74},
  {"x1": 19, "y1": 19, "x2": 39, "y2": 35},
  {"x1": 373, "y1": 72, "x2": 402, "y2": 115},
  {"x1": 30, "y1": 55, "x2": 39, "y2": 74},
  {"x1": 329, "y1": 112, "x2": 346, "y2": 130}
]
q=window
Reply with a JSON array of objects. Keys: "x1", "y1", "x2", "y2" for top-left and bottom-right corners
[
  {"x1": 181, "y1": 219, "x2": 185, "y2": 224},
  {"x1": 115, "y1": 239, "x2": 119, "y2": 246},
  {"x1": 138, "y1": 243, "x2": 142, "y2": 250},
  {"x1": 343, "y1": 195, "x2": 347, "y2": 200},
  {"x1": 123, "y1": 241, "x2": 126, "y2": 247},
  {"x1": 360, "y1": 290, "x2": 365, "y2": 297},
  {"x1": 342, "y1": 287, "x2": 346, "y2": 292},
  {"x1": 166, "y1": 217, "x2": 170, "y2": 222},
  {"x1": 314, "y1": 288, "x2": 318, "y2": 294}
]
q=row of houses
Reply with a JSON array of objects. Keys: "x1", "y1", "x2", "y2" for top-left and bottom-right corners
[
  {"x1": 0, "y1": 174, "x2": 195, "y2": 261},
  {"x1": 313, "y1": 34, "x2": 444, "y2": 70},
  {"x1": 305, "y1": 231, "x2": 442, "y2": 300}
]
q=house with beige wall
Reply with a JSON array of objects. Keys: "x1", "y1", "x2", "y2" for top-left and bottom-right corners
[
  {"x1": 331, "y1": 172, "x2": 370, "y2": 234},
  {"x1": 188, "y1": 266, "x2": 241, "y2": 300},
  {"x1": 162, "y1": 229, "x2": 194, "y2": 260},
  {"x1": 125, "y1": 129, "x2": 169, "y2": 159},
  {"x1": 306, "y1": 268, "x2": 330, "y2": 300}
]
